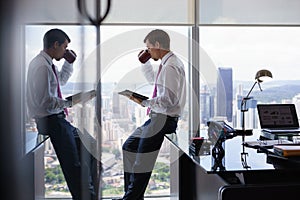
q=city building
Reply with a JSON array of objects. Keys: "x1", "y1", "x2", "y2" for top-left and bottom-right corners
[{"x1": 216, "y1": 67, "x2": 233, "y2": 122}]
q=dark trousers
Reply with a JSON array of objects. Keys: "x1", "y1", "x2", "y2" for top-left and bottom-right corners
[
  {"x1": 36, "y1": 113, "x2": 96, "y2": 200},
  {"x1": 122, "y1": 113, "x2": 178, "y2": 200}
]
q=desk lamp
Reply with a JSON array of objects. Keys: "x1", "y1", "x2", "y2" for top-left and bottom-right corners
[
  {"x1": 236, "y1": 69, "x2": 273, "y2": 139},
  {"x1": 237, "y1": 69, "x2": 272, "y2": 169}
]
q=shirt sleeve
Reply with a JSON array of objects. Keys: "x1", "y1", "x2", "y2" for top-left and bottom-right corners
[
  {"x1": 57, "y1": 61, "x2": 73, "y2": 86},
  {"x1": 141, "y1": 61, "x2": 155, "y2": 84}
]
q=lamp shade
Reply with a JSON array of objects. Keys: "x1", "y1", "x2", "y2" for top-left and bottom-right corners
[{"x1": 255, "y1": 69, "x2": 273, "y2": 82}]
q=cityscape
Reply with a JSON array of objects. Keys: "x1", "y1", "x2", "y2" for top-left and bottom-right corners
[{"x1": 25, "y1": 67, "x2": 300, "y2": 198}]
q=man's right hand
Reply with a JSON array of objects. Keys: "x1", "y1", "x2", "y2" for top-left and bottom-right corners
[{"x1": 65, "y1": 100, "x2": 73, "y2": 108}]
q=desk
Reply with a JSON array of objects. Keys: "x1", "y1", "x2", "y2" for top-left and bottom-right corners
[
  {"x1": 24, "y1": 132, "x2": 49, "y2": 199},
  {"x1": 26, "y1": 131, "x2": 49, "y2": 154},
  {"x1": 165, "y1": 130, "x2": 300, "y2": 200}
]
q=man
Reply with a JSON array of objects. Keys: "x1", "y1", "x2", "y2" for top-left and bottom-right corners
[
  {"x1": 26, "y1": 28, "x2": 96, "y2": 200},
  {"x1": 119, "y1": 29, "x2": 186, "y2": 200}
]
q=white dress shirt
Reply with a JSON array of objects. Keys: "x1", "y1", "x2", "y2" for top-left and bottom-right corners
[
  {"x1": 141, "y1": 51, "x2": 186, "y2": 117},
  {"x1": 26, "y1": 51, "x2": 73, "y2": 118}
]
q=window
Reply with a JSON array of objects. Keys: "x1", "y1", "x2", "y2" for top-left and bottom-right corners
[
  {"x1": 25, "y1": 25, "x2": 190, "y2": 198},
  {"x1": 21, "y1": 1, "x2": 300, "y2": 199},
  {"x1": 199, "y1": 26, "x2": 300, "y2": 129}
]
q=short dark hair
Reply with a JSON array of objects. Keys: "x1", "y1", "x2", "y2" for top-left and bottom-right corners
[
  {"x1": 144, "y1": 29, "x2": 170, "y2": 50},
  {"x1": 43, "y1": 28, "x2": 70, "y2": 49}
]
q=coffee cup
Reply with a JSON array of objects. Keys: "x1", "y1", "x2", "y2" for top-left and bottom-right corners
[
  {"x1": 138, "y1": 49, "x2": 151, "y2": 64},
  {"x1": 64, "y1": 49, "x2": 77, "y2": 63}
]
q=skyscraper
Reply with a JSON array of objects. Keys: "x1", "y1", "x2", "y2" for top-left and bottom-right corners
[
  {"x1": 216, "y1": 67, "x2": 233, "y2": 122},
  {"x1": 112, "y1": 91, "x2": 120, "y2": 117},
  {"x1": 200, "y1": 85, "x2": 212, "y2": 126}
]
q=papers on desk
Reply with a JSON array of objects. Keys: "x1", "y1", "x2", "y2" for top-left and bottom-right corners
[{"x1": 244, "y1": 139, "x2": 293, "y2": 149}]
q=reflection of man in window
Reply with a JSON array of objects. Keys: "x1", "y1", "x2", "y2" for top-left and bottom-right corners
[
  {"x1": 119, "y1": 29, "x2": 187, "y2": 200},
  {"x1": 26, "y1": 28, "x2": 96, "y2": 200}
]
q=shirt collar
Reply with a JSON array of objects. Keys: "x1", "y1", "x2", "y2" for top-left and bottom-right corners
[
  {"x1": 161, "y1": 51, "x2": 173, "y2": 65},
  {"x1": 40, "y1": 50, "x2": 53, "y2": 66}
]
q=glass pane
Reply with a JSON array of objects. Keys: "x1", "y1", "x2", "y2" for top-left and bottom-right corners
[
  {"x1": 19, "y1": 0, "x2": 193, "y2": 24},
  {"x1": 25, "y1": 25, "x2": 191, "y2": 198},
  {"x1": 25, "y1": 25, "x2": 98, "y2": 198},
  {"x1": 100, "y1": 25, "x2": 190, "y2": 198},
  {"x1": 199, "y1": 26, "x2": 300, "y2": 131},
  {"x1": 105, "y1": 0, "x2": 193, "y2": 24},
  {"x1": 200, "y1": 0, "x2": 300, "y2": 24}
]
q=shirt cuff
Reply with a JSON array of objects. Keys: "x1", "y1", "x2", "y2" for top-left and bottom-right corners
[
  {"x1": 64, "y1": 100, "x2": 72, "y2": 108},
  {"x1": 141, "y1": 100, "x2": 150, "y2": 107},
  {"x1": 64, "y1": 60, "x2": 73, "y2": 65}
]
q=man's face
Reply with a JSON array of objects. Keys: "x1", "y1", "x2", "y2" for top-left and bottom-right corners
[
  {"x1": 145, "y1": 39, "x2": 159, "y2": 61},
  {"x1": 53, "y1": 39, "x2": 68, "y2": 61}
]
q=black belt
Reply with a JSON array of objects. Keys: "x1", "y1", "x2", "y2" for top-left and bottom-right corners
[
  {"x1": 36, "y1": 112, "x2": 66, "y2": 121},
  {"x1": 149, "y1": 112, "x2": 179, "y2": 122}
]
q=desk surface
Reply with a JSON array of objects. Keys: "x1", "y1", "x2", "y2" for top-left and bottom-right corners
[
  {"x1": 165, "y1": 129, "x2": 300, "y2": 174},
  {"x1": 26, "y1": 131, "x2": 49, "y2": 154}
]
